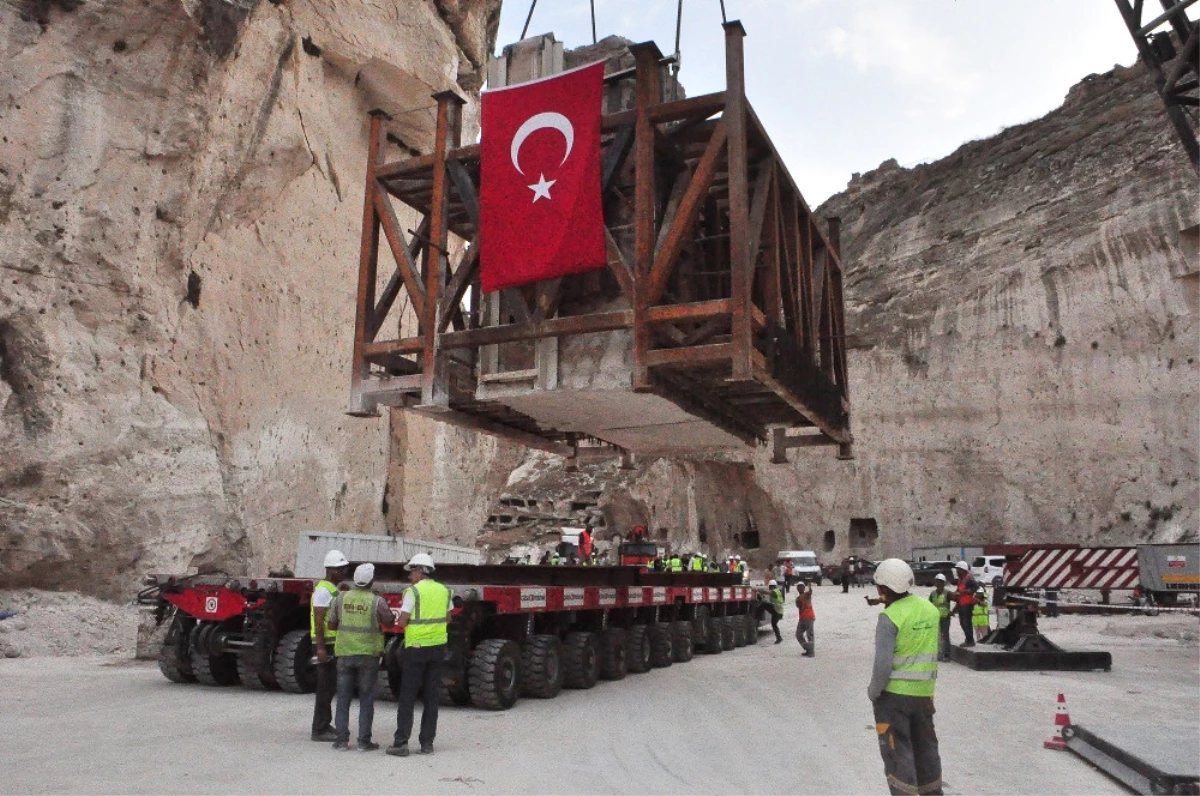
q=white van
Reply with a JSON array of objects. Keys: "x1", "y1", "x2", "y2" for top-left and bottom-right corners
[
  {"x1": 971, "y1": 555, "x2": 1007, "y2": 587},
  {"x1": 777, "y1": 550, "x2": 822, "y2": 585}
]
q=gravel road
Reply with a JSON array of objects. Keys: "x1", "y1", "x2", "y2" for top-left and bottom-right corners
[{"x1": 2, "y1": 587, "x2": 1196, "y2": 794}]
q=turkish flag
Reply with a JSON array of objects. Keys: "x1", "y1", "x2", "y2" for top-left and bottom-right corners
[{"x1": 479, "y1": 61, "x2": 606, "y2": 293}]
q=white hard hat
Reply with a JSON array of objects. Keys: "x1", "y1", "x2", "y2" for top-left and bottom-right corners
[
  {"x1": 875, "y1": 559, "x2": 915, "y2": 593},
  {"x1": 935, "y1": 574, "x2": 947, "y2": 582},
  {"x1": 955, "y1": 560, "x2": 969, "y2": 571},
  {"x1": 405, "y1": 552, "x2": 436, "y2": 572},
  {"x1": 353, "y1": 563, "x2": 375, "y2": 586},
  {"x1": 323, "y1": 550, "x2": 349, "y2": 568},
  {"x1": 768, "y1": 579, "x2": 778, "y2": 586}
]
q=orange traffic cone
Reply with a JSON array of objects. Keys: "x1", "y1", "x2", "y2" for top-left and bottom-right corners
[{"x1": 1043, "y1": 693, "x2": 1071, "y2": 750}]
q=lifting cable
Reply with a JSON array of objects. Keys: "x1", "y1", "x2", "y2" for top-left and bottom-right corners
[{"x1": 520, "y1": 0, "x2": 538, "y2": 40}]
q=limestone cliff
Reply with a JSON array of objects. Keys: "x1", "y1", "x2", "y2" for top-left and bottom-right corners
[
  {"x1": 0, "y1": 0, "x2": 501, "y2": 595},
  {"x1": 767, "y1": 61, "x2": 1198, "y2": 559}
]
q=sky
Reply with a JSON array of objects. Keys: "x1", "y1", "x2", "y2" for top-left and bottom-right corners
[{"x1": 492, "y1": 0, "x2": 1139, "y2": 206}]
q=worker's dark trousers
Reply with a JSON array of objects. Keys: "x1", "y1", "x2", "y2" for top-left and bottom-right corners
[
  {"x1": 873, "y1": 692, "x2": 943, "y2": 795},
  {"x1": 842, "y1": 576, "x2": 850, "y2": 593},
  {"x1": 311, "y1": 657, "x2": 337, "y2": 734},
  {"x1": 957, "y1": 608, "x2": 974, "y2": 646},
  {"x1": 395, "y1": 644, "x2": 446, "y2": 748},
  {"x1": 937, "y1": 618, "x2": 951, "y2": 660},
  {"x1": 795, "y1": 619, "x2": 814, "y2": 655},
  {"x1": 770, "y1": 610, "x2": 783, "y2": 642}
]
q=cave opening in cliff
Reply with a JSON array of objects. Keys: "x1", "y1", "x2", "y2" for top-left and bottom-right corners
[
  {"x1": 822, "y1": 530, "x2": 835, "y2": 552},
  {"x1": 735, "y1": 531, "x2": 761, "y2": 550},
  {"x1": 849, "y1": 518, "x2": 879, "y2": 548}
]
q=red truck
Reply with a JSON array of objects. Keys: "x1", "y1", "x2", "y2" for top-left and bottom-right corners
[{"x1": 141, "y1": 562, "x2": 762, "y2": 710}]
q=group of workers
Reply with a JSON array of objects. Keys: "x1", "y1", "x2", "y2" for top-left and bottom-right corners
[
  {"x1": 927, "y1": 560, "x2": 990, "y2": 658},
  {"x1": 304, "y1": 545, "x2": 958, "y2": 793},
  {"x1": 647, "y1": 552, "x2": 750, "y2": 581},
  {"x1": 310, "y1": 549, "x2": 450, "y2": 757}
]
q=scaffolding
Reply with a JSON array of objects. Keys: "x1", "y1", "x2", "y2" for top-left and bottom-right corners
[{"x1": 348, "y1": 23, "x2": 853, "y2": 462}]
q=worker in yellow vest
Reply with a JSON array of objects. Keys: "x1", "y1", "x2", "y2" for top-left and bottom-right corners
[
  {"x1": 928, "y1": 574, "x2": 952, "y2": 661},
  {"x1": 668, "y1": 554, "x2": 683, "y2": 573},
  {"x1": 690, "y1": 553, "x2": 705, "y2": 572},
  {"x1": 387, "y1": 553, "x2": 452, "y2": 758},
  {"x1": 868, "y1": 559, "x2": 943, "y2": 796},
  {"x1": 735, "y1": 556, "x2": 748, "y2": 584},
  {"x1": 327, "y1": 563, "x2": 396, "y2": 751},
  {"x1": 310, "y1": 549, "x2": 350, "y2": 742},
  {"x1": 972, "y1": 587, "x2": 991, "y2": 642}
]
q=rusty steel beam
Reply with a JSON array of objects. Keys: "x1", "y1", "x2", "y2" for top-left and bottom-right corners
[
  {"x1": 349, "y1": 111, "x2": 388, "y2": 417},
  {"x1": 370, "y1": 213, "x2": 428, "y2": 340},
  {"x1": 438, "y1": 311, "x2": 634, "y2": 350},
  {"x1": 631, "y1": 41, "x2": 664, "y2": 391},
  {"x1": 643, "y1": 342, "x2": 733, "y2": 368},
  {"x1": 723, "y1": 21, "x2": 753, "y2": 381},
  {"x1": 374, "y1": 190, "x2": 427, "y2": 322}
]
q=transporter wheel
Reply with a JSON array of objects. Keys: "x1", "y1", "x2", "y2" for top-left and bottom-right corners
[
  {"x1": 626, "y1": 625, "x2": 652, "y2": 673},
  {"x1": 520, "y1": 635, "x2": 564, "y2": 698},
  {"x1": 701, "y1": 614, "x2": 724, "y2": 655},
  {"x1": 691, "y1": 606, "x2": 710, "y2": 646},
  {"x1": 236, "y1": 652, "x2": 272, "y2": 690},
  {"x1": 157, "y1": 612, "x2": 197, "y2": 684},
  {"x1": 742, "y1": 613, "x2": 759, "y2": 646},
  {"x1": 730, "y1": 615, "x2": 747, "y2": 648},
  {"x1": 273, "y1": 629, "x2": 317, "y2": 694},
  {"x1": 671, "y1": 620, "x2": 694, "y2": 662},
  {"x1": 599, "y1": 628, "x2": 628, "y2": 681},
  {"x1": 441, "y1": 631, "x2": 471, "y2": 706},
  {"x1": 648, "y1": 623, "x2": 673, "y2": 668},
  {"x1": 563, "y1": 631, "x2": 600, "y2": 689},
  {"x1": 468, "y1": 638, "x2": 521, "y2": 711},
  {"x1": 192, "y1": 649, "x2": 240, "y2": 686},
  {"x1": 719, "y1": 616, "x2": 736, "y2": 651}
]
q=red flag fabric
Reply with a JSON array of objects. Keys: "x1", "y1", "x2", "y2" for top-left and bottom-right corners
[{"x1": 479, "y1": 61, "x2": 606, "y2": 293}]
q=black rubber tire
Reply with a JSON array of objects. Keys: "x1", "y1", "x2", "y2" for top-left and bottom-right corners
[
  {"x1": 520, "y1": 634, "x2": 564, "y2": 698},
  {"x1": 192, "y1": 648, "x2": 240, "y2": 686},
  {"x1": 157, "y1": 614, "x2": 197, "y2": 684},
  {"x1": 626, "y1": 625, "x2": 652, "y2": 673},
  {"x1": 236, "y1": 652, "x2": 272, "y2": 690},
  {"x1": 563, "y1": 631, "x2": 599, "y2": 689},
  {"x1": 730, "y1": 615, "x2": 747, "y2": 648},
  {"x1": 691, "y1": 606, "x2": 710, "y2": 646},
  {"x1": 273, "y1": 629, "x2": 317, "y2": 694},
  {"x1": 441, "y1": 632, "x2": 471, "y2": 706},
  {"x1": 468, "y1": 638, "x2": 521, "y2": 711},
  {"x1": 701, "y1": 614, "x2": 723, "y2": 655},
  {"x1": 648, "y1": 623, "x2": 673, "y2": 668},
  {"x1": 599, "y1": 628, "x2": 628, "y2": 681},
  {"x1": 742, "y1": 613, "x2": 759, "y2": 646},
  {"x1": 671, "y1": 621, "x2": 694, "y2": 662},
  {"x1": 719, "y1": 616, "x2": 736, "y2": 651}
]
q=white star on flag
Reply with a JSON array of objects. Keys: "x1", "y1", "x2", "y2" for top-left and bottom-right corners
[{"x1": 528, "y1": 173, "x2": 555, "y2": 202}]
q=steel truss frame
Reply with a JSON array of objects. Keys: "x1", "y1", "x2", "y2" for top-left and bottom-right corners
[{"x1": 349, "y1": 22, "x2": 852, "y2": 458}]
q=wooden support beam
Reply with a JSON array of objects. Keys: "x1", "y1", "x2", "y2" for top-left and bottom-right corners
[
  {"x1": 643, "y1": 342, "x2": 733, "y2": 368},
  {"x1": 374, "y1": 189, "x2": 427, "y2": 321},
  {"x1": 645, "y1": 119, "x2": 727, "y2": 306},
  {"x1": 438, "y1": 310, "x2": 633, "y2": 350},
  {"x1": 420, "y1": 91, "x2": 463, "y2": 406},
  {"x1": 631, "y1": 41, "x2": 664, "y2": 391},
  {"x1": 605, "y1": 229, "x2": 636, "y2": 298},
  {"x1": 723, "y1": 21, "x2": 752, "y2": 380},
  {"x1": 646, "y1": 299, "x2": 730, "y2": 323},
  {"x1": 370, "y1": 213, "x2": 428, "y2": 339},
  {"x1": 438, "y1": 243, "x2": 478, "y2": 333},
  {"x1": 350, "y1": 111, "x2": 388, "y2": 416},
  {"x1": 601, "y1": 125, "x2": 635, "y2": 193},
  {"x1": 407, "y1": 405, "x2": 573, "y2": 456},
  {"x1": 364, "y1": 338, "x2": 425, "y2": 356},
  {"x1": 446, "y1": 159, "x2": 479, "y2": 227}
]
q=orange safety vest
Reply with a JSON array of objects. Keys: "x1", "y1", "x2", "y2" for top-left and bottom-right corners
[{"x1": 956, "y1": 575, "x2": 976, "y2": 608}]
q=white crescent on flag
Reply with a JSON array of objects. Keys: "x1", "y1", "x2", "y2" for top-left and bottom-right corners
[{"x1": 510, "y1": 111, "x2": 575, "y2": 176}]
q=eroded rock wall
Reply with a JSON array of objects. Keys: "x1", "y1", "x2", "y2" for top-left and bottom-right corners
[
  {"x1": 765, "y1": 62, "x2": 1199, "y2": 560},
  {"x1": 0, "y1": 0, "x2": 501, "y2": 595}
]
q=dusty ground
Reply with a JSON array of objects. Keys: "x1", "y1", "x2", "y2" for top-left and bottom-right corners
[{"x1": 1, "y1": 586, "x2": 1197, "y2": 795}]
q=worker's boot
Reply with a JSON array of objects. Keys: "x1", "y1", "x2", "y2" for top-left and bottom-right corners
[
  {"x1": 420, "y1": 743, "x2": 434, "y2": 755},
  {"x1": 386, "y1": 743, "x2": 410, "y2": 757},
  {"x1": 311, "y1": 729, "x2": 338, "y2": 742}
]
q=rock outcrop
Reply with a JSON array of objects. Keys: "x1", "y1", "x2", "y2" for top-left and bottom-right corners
[{"x1": 0, "y1": 0, "x2": 501, "y2": 596}]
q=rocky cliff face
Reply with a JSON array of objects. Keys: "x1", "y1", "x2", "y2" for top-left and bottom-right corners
[
  {"x1": 0, "y1": 0, "x2": 501, "y2": 595},
  {"x1": 766, "y1": 61, "x2": 1198, "y2": 559}
]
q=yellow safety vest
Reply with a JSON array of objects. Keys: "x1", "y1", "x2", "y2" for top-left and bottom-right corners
[
  {"x1": 882, "y1": 595, "x2": 940, "y2": 698},
  {"x1": 310, "y1": 579, "x2": 338, "y2": 642},
  {"x1": 334, "y1": 589, "x2": 385, "y2": 657},
  {"x1": 770, "y1": 588, "x2": 785, "y2": 615},
  {"x1": 929, "y1": 589, "x2": 951, "y2": 619},
  {"x1": 669, "y1": 557, "x2": 683, "y2": 572},
  {"x1": 972, "y1": 598, "x2": 990, "y2": 628},
  {"x1": 404, "y1": 578, "x2": 451, "y2": 648}
]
